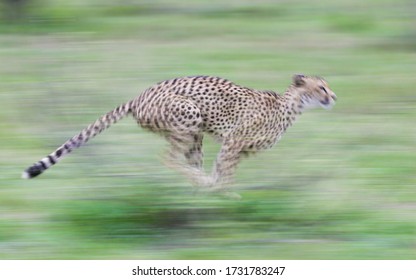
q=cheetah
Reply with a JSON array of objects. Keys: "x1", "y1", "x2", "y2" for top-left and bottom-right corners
[{"x1": 22, "y1": 74, "x2": 336, "y2": 193}]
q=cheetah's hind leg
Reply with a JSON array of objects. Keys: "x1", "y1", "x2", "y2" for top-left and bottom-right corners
[
  {"x1": 196, "y1": 139, "x2": 244, "y2": 199},
  {"x1": 163, "y1": 132, "x2": 214, "y2": 189}
]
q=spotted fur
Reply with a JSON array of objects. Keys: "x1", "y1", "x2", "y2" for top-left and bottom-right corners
[{"x1": 22, "y1": 75, "x2": 336, "y2": 191}]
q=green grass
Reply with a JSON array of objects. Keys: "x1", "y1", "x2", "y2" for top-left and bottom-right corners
[{"x1": 1, "y1": 0, "x2": 415, "y2": 259}]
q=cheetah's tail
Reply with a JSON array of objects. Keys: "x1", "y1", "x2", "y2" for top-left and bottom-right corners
[{"x1": 22, "y1": 100, "x2": 134, "y2": 179}]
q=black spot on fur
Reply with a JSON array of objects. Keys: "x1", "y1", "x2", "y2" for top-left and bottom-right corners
[
  {"x1": 48, "y1": 155, "x2": 56, "y2": 165},
  {"x1": 56, "y1": 148, "x2": 63, "y2": 157}
]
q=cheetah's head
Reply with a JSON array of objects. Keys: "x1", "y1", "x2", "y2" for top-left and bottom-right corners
[{"x1": 292, "y1": 74, "x2": 337, "y2": 110}]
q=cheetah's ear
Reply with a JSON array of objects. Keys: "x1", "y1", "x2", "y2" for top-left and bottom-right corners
[{"x1": 293, "y1": 74, "x2": 306, "y2": 87}]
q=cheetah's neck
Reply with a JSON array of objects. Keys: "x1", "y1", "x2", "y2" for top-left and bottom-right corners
[{"x1": 281, "y1": 86, "x2": 305, "y2": 128}]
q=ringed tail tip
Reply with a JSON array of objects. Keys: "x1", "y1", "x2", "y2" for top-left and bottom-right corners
[
  {"x1": 21, "y1": 101, "x2": 133, "y2": 180},
  {"x1": 22, "y1": 165, "x2": 44, "y2": 179}
]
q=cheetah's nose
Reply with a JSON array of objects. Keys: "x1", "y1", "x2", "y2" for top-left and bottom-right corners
[{"x1": 331, "y1": 93, "x2": 337, "y2": 102}]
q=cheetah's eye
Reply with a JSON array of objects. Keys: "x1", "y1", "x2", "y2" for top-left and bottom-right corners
[{"x1": 319, "y1": 86, "x2": 327, "y2": 94}]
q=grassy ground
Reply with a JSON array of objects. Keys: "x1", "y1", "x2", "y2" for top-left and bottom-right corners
[{"x1": 0, "y1": 0, "x2": 415, "y2": 259}]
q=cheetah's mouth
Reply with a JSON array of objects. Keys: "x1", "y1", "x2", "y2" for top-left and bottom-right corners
[
  {"x1": 321, "y1": 97, "x2": 330, "y2": 105},
  {"x1": 320, "y1": 95, "x2": 336, "y2": 109}
]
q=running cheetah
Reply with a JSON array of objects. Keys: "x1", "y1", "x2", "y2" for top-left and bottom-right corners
[{"x1": 22, "y1": 74, "x2": 336, "y2": 192}]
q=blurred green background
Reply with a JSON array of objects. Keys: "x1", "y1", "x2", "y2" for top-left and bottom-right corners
[{"x1": 1, "y1": 0, "x2": 415, "y2": 259}]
